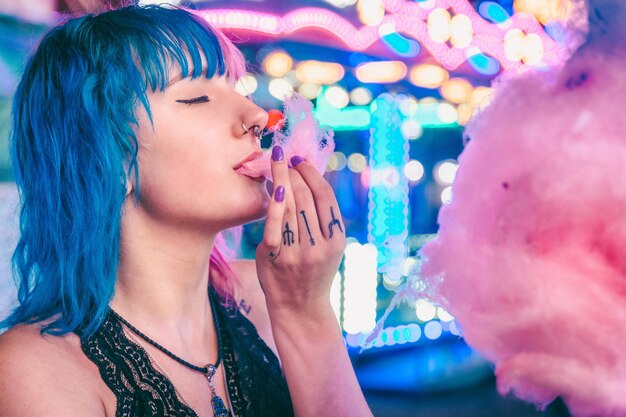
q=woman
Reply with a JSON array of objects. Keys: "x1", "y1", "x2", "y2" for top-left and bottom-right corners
[{"x1": 0, "y1": 5, "x2": 373, "y2": 417}]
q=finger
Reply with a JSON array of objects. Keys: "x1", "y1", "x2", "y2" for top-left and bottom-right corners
[
  {"x1": 260, "y1": 185, "x2": 286, "y2": 261},
  {"x1": 289, "y1": 168, "x2": 323, "y2": 247},
  {"x1": 291, "y1": 156, "x2": 345, "y2": 241},
  {"x1": 270, "y1": 146, "x2": 298, "y2": 249}
]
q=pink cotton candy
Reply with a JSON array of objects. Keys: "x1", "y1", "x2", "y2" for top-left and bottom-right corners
[
  {"x1": 235, "y1": 94, "x2": 334, "y2": 180},
  {"x1": 399, "y1": 1, "x2": 626, "y2": 415}
]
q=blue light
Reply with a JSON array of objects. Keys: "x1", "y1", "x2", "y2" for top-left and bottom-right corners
[
  {"x1": 544, "y1": 21, "x2": 568, "y2": 43},
  {"x1": 467, "y1": 52, "x2": 501, "y2": 76},
  {"x1": 348, "y1": 324, "x2": 426, "y2": 349},
  {"x1": 424, "y1": 321, "x2": 443, "y2": 340},
  {"x1": 408, "y1": 324, "x2": 421, "y2": 342},
  {"x1": 367, "y1": 94, "x2": 409, "y2": 280},
  {"x1": 449, "y1": 320, "x2": 462, "y2": 336},
  {"x1": 348, "y1": 52, "x2": 373, "y2": 67},
  {"x1": 402, "y1": 327, "x2": 411, "y2": 342},
  {"x1": 381, "y1": 32, "x2": 420, "y2": 58},
  {"x1": 478, "y1": 1, "x2": 511, "y2": 24}
]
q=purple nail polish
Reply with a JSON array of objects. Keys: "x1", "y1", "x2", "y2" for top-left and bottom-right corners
[
  {"x1": 290, "y1": 155, "x2": 305, "y2": 167},
  {"x1": 272, "y1": 146, "x2": 284, "y2": 162},
  {"x1": 274, "y1": 185, "x2": 285, "y2": 202}
]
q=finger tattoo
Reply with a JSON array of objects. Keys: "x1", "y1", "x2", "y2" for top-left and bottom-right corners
[
  {"x1": 328, "y1": 206, "x2": 344, "y2": 238},
  {"x1": 300, "y1": 210, "x2": 316, "y2": 246},
  {"x1": 283, "y1": 222, "x2": 295, "y2": 246}
]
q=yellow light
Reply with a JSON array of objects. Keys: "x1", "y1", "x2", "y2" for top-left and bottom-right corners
[
  {"x1": 456, "y1": 103, "x2": 474, "y2": 126},
  {"x1": 403, "y1": 257, "x2": 418, "y2": 275},
  {"x1": 357, "y1": 0, "x2": 385, "y2": 26},
  {"x1": 234, "y1": 74, "x2": 258, "y2": 96},
  {"x1": 263, "y1": 51, "x2": 293, "y2": 77},
  {"x1": 335, "y1": 152, "x2": 347, "y2": 170},
  {"x1": 327, "y1": 152, "x2": 347, "y2": 171},
  {"x1": 439, "y1": 77, "x2": 473, "y2": 104},
  {"x1": 427, "y1": 8, "x2": 452, "y2": 43},
  {"x1": 298, "y1": 82, "x2": 321, "y2": 99},
  {"x1": 399, "y1": 97, "x2": 419, "y2": 117},
  {"x1": 330, "y1": 271, "x2": 342, "y2": 322},
  {"x1": 434, "y1": 160, "x2": 458, "y2": 184},
  {"x1": 283, "y1": 69, "x2": 300, "y2": 87},
  {"x1": 295, "y1": 60, "x2": 345, "y2": 84},
  {"x1": 409, "y1": 64, "x2": 449, "y2": 89},
  {"x1": 437, "y1": 307, "x2": 454, "y2": 322},
  {"x1": 347, "y1": 153, "x2": 367, "y2": 173},
  {"x1": 437, "y1": 103, "x2": 458, "y2": 124},
  {"x1": 470, "y1": 86, "x2": 493, "y2": 109},
  {"x1": 404, "y1": 160, "x2": 425, "y2": 181},
  {"x1": 513, "y1": 0, "x2": 568, "y2": 25},
  {"x1": 504, "y1": 29, "x2": 526, "y2": 62},
  {"x1": 268, "y1": 78, "x2": 294, "y2": 100},
  {"x1": 324, "y1": 86, "x2": 350, "y2": 109},
  {"x1": 355, "y1": 61, "x2": 408, "y2": 84},
  {"x1": 441, "y1": 186, "x2": 453, "y2": 204},
  {"x1": 449, "y1": 14, "x2": 473, "y2": 49},
  {"x1": 382, "y1": 273, "x2": 402, "y2": 291},
  {"x1": 349, "y1": 87, "x2": 373, "y2": 105},
  {"x1": 401, "y1": 121, "x2": 423, "y2": 140},
  {"x1": 523, "y1": 33, "x2": 544, "y2": 65},
  {"x1": 343, "y1": 242, "x2": 378, "y2": 334},
  {"x1": 415, "y1": 300, "x2": 437, "y2": 322},
  {"x1": 420, "y1": 97, "x2": 439, "y2": 105},
  {"x1": 323, "y1": 0, "x2": 357, "y2": 8},
  {"x1": 327, "y1": 154, "x2": 337, "y2": 172},
  {"x1": 378, "y1": 22, "x2": 395, "y2": 38}
]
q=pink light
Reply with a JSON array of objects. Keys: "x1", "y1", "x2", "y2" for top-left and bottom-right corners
[{"x1": 197, "y1": 0, "x2": 566, "y2": 73}]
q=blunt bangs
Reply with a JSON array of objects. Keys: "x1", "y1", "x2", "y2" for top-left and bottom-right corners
[
  {"x1": 108, "y1": 6, "x2": 242, "y2": 90},
  {"x1": 2, "y1": 4, "x2": 246, "y2": 337},
  {"x1": 91, "y1": 5, "x2": 247, "y2": 121}
]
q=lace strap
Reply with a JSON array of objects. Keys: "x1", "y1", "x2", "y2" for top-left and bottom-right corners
[{"x1": 80, "y1": 313, "x2": 198, "y2": 417}]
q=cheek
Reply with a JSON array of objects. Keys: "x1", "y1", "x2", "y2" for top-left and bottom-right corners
[{"x1": 136, "y1": 151, "x2": 269, "y2": 226}]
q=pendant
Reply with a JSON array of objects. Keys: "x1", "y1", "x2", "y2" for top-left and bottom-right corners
[
  {"x1": 211, "y1": 394, "x2": 231, "y2": 417},
  {"x1": 205, "y1": 364, "x2": 232, "y2": 417}
]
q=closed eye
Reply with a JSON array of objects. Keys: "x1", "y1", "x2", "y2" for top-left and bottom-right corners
[{"x1": 176, "y1": 95, "x2": 211, "y2": 105}]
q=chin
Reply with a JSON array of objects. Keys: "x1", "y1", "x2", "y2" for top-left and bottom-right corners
[
  {"x1": 244, "y1": 204, "x2": 269, "y2": 225},
  {"x1": 230, "y1": 198, "x2": 269, "y2": 227}
]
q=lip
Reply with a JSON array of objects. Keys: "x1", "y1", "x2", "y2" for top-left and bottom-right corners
[
  {"x1": 238, "y1": 172, "x2": 266, "y2": 183},
  {"x1": 233, "y1": 149, "x2": 264, "y2": 170}
]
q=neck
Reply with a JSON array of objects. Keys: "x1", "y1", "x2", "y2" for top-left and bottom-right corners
[{"x1": 110, "y1": 199, "x2": 220, "y2": 358}]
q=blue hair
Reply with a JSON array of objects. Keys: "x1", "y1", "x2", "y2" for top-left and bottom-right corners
[{"x1": 2, "y1": 4, "x2": 245, "y2": 337}]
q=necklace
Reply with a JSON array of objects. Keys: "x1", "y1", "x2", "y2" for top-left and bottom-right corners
[{"x1": 109, "y1": 305, "x2": 232, "y2": 417}]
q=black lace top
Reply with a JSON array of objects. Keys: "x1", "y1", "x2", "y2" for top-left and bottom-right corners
[{"x1": 78, "y1": 287, "x2": 295, "y2": 417}]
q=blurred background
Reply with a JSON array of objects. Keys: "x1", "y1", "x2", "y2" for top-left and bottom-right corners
[{"x1": 0, "y1": 0, "x2": 571, "y2": 415}]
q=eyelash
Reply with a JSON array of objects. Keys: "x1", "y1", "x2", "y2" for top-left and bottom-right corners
[{"x1": 176, "y1": 95, "x2": 211, "y2": 105}]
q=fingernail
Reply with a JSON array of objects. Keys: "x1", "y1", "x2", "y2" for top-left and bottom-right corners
[
  {"x1": 290, "y1": 155, "x2": 304, "y2": 167},
  {"x1": 274, "y1": 185, "x2": 285, "y2": 202},
  {"x1": 272, "y1": 146, "x2": 284, "y2": 162}
]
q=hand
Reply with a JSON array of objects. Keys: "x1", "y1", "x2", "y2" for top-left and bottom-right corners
[{"x1": 255, "y1": 146, "x2": 346, "y2": 317}]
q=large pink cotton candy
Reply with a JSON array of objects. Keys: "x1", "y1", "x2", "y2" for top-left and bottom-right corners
[
  {"x1": 408, "y1": 1, "x2": 626, "y2": 415},
  {"x1": 235, "y1": 94, "x2": 334, "y2": 180}
]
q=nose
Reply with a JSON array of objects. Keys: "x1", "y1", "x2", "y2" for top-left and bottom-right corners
[{"x1": 239, "y1": 98, "x2": 269, "y2": 138}]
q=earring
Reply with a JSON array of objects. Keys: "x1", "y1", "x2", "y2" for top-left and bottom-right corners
[{"x1": 242, "y1": 122, "x2": 262, "y2": 140}]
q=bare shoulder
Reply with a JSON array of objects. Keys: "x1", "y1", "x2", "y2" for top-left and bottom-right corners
[
  {"x1": 0, "y1": 323, "x2": 108, "y2": 417},
  {"x1": 228, "y1": 259, "x2": 279, "y2": 361}
]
